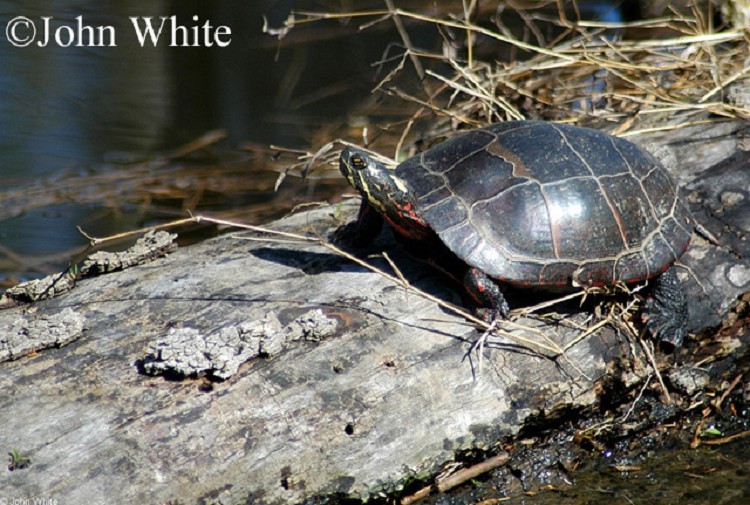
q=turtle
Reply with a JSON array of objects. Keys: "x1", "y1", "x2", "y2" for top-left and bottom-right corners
[{"x1": 337, "y1": 120, "x2": 693, "y2": 347}]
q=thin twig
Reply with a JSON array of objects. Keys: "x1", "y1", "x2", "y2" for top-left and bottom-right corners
[
  {"x1": 399, "y1": 452, "x2": 510, "y2": 505},
  {"x1": 383, "y1": 0, "x2": 428, "y2": 89},
  {"x1": 620, "y1": 374, "x2": 653, "y2": 423},
  {"x1": 712, "y1": 373, "x2": 743, "y2": 410},
  {"x1": 638, "y1": 335, "x2": 672, "y2": 404},
  {"x1": 701, "y1": 430, "x2": 750, "y2": 445}
]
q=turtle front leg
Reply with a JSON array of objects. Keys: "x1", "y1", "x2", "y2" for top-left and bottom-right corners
[
  {"x1": 333, "y1": 199, "x2": 383, "y2": 246},
  {"x1": 465, "y1": 268, "x2": 510, "y2": 322},
  {"x1": 643, "y1": 266, "x2": 688, "y2": 348}
]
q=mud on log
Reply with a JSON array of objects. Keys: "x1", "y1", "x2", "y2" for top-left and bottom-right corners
[{"x1": 1, "y1": 121, "x2": 749, "y2": 504}]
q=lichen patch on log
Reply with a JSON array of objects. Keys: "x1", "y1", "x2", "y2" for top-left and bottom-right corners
[
  {"x1": 0, "y1": 230, "x2": 177, "y2": 308},
  {"x1": 1, "y1": 307, "x2": 86, "y2": 362},
  {"x1": 80, "y1": 230, "x2": 178, "y2": 276},
  {"x1": 142, "y1": 309, "x2": 338, "y2": 379},
  {"x1": 2, "y1": 273, "x2": 76, "y2": 304}
]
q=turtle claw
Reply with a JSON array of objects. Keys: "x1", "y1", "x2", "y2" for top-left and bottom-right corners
[
  {"x1": 644, "y1": 300, "x2": 686, "y2": 348},
  {"x1": 465, "y1": 268, "x2": 510, "y2": 323},
  {"x1": 476, "y1": 306, "x2": 509, "y2": 324},
  {"x1": 643, "y1": 266, "x2": 688, "y2": 348}
]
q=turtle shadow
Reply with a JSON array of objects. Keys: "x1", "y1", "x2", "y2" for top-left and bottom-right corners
[
  {"x1": 248, "y1": 222, "x2": 409, "y2": 275},
  {"x1": 250, "y1": 241, "x2": 471, "y2": 305},
  {"x1": 249, "y1": 242, "x2": 435, "y2": 280},
  {"x1": 250, "y1": 247, "x2": 348, "y2": 275}
]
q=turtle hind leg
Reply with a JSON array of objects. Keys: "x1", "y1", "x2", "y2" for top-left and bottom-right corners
[
  {"x1": 643, "y1": 266, "x2": 688, "y2": 348},
  {"x1": 465, "y1": 268, "x2": 510, "y2": 322}
]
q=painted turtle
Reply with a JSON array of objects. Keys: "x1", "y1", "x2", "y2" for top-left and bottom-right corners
[{"x1": 338, "y1": 121, "x2": 692, "y2": 346}]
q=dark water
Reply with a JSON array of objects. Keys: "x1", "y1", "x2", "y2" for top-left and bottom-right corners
[
  {"x1": 2, "y1": 2, "x2": 170, "y2": 181},
  {"x1": 0, "y1": 0, "x2": 385, "y2": 278},
  {"x1": 0, "y1": 0, "x2": 369, "y2": 175}
]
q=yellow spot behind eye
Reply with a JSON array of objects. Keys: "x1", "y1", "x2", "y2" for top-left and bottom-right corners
[{"x1": 392, "y1": 175, "x2": 409, "y2": 193}]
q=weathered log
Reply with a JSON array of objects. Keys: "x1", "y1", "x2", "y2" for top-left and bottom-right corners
[{"x1": 1, "y1": 120, "x2": 749, "y2": 504}]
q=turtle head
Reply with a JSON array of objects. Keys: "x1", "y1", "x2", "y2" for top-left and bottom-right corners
[
  {"x1": 339, "y1": 147, "x2": 411, "y2": 214},
  {"x1": 339, "y1": 147, "x2": 429, "y2": 238}
]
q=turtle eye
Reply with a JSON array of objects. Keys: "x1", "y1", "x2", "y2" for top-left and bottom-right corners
[{"x1": 350, "y1": 154, "x2": 367, "y2": 170}]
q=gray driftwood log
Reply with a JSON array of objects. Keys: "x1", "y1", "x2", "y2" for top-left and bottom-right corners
[{"x1": 1, "y1": 120, "x2": 749, "y2": 504}]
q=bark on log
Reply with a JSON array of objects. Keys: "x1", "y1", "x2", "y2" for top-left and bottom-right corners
[{"x1": 1, "y1": 120, "x2": 749, "y2": 504}]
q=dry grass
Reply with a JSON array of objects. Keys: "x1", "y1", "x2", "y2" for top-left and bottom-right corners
[{"x1": 275, "y1": 1, "x2": 750, "y2": 173}]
